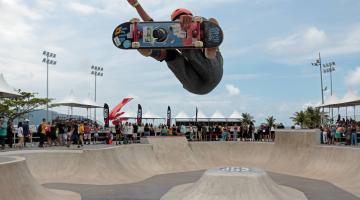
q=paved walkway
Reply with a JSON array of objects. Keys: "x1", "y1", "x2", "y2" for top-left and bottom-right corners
[{"x1": 45, "y1": 170, "x2": 360, "y2": 200}]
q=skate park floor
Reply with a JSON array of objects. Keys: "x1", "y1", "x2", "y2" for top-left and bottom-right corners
[{"x1": 45, "y1": 170, "x2": 360, "y2": 200}]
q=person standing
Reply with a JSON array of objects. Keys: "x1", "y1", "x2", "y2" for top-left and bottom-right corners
[
  {"x1": 233, "y1": 125, "x2": 238, "y2": 141},
  {"x1": 23, "y1": 119, "x2": 31, "y2": 147},
  {"x1": 180, "y1": 124, "x2": 186, "y2": 136},
  {"x1": 38, "y1": 119, "x2": 47, "y2": 148},
  {"x1": 84, "y1": 122, "x2": 91, "y2": 145},
  {"x1": 351, "y1": 124, "x2": 357, "y2": 146},
  {"x1": 16, "y1": 122, "x2": 24, "y2": 148},
  {"x1": 0, "y1": 117, "x2": 6, "y2": 150},
  {"x1": 7, "y1": 119, "x2": 14, "y2": 148},
  {"x1": 71, "y1": 123, "x2": 80, "y2": 148},
  {"x1": 115, "y1": 124, "x2": 121, "y2": 145},
  {"x1": 270, "y1": 125, "x2": 275, "y2": 142},
  {"x1": 93, "y1": 123, "x2": 99, "y2": 144},
  {"x1": 172, "y1": 124, "x2": 177, "y2": 136},
  {"x1": 144, "y1": 123, "x2": 150, "y2": 137},
  {"x1": 57, "y1": 122, "x2": 65, "y2": 146},
  {"x1": 78, "y1": 122, "x2": 85, "y2": 147},
  {"x1": 189, "y1": 124, "x2": 194, "y2": 141}
]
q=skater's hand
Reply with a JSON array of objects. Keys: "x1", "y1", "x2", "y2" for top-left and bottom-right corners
[
  {"x1": 180, "y1": 15, "x2": 193, "y2": 31},
  {"x1": 127, "y1": 0, "x2": 139, "y2": 7}
]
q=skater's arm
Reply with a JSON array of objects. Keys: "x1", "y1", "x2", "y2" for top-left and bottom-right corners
[{"x1": 127, "y1": 0, "x2": 153, "y2": 22}]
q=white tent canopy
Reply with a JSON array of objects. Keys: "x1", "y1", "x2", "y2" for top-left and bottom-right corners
[
  {"x1": 81, "y1": 97, "x2": 103, "y2": 109},
  {"x1": 229, "y1": 110, "x2": 242, "y2": 119},
  {"x1": 210, "y1": 111, "x2": 225, "y2": 121},
  {"x1": 175, "y1": 111, "x2": 189, "y2": 119},
  {"x1": 191, "y1": 109, "x2": 208, "y2": 121},
  {"x1": 143, "y1": 110, "x2": 162, "y2": 119},
  {"x1": 211, "y1": 110, "x2": 225, "y2": 118},
  {"x1": 0, "y1": 73, "x2": 21, "y2": 98},
  {"x1": 318, "y1": 90, "x2": 360, "y2": 108},
  {"x1": 119, "y1": 110, "x2": 137, "y2": 118},
  {"x1": 51, "y1": 90, "x2": 102, "y2": 109}
]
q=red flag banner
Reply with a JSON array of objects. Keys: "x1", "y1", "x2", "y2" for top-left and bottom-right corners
[{"x1": 109, "y1": 97, "x2": 133, "y2": 120}]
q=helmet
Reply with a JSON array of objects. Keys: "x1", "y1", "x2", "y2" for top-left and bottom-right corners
[{"x1": 171, "y1": 8, "x2": 193, "y2": 21}]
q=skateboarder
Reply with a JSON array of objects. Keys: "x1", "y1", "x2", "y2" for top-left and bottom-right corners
[{"x1": 127, "y1": 0, "x2": 223, "y2": 95}]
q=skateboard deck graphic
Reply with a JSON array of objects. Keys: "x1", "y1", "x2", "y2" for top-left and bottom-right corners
[{"x1": 112, "y1": 17, "x2": 223, "y2": 49}]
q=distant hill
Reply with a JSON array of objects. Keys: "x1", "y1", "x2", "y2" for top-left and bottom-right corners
[{"x1": 20, "y1": 109, "x2": 85, "y2": 125}]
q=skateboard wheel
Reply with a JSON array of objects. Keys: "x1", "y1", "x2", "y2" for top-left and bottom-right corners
[
  {"x1": 130, "y1": 18, "x2": 140, "y2": 23},
  {"x1": 194, "y1": 41, "x2": 203, "y2": 48},
  {"x1": 193, "y1": 16, "x2": 203, "y2": 23},
  {"x1": 132, "y1": 42, "x2": 140, "y2": 48}
]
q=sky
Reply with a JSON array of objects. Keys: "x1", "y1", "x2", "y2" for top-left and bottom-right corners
[{"x1": 1, "y1": 0, "x2": 360, "y2": 126}]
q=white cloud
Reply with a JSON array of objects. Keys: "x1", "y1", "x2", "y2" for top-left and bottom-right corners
[
  {"x1": 225, "y1": 84, "x2": 240, "y2": 96},
  {"x1": 265, "y1": 25, "x2": 360, "y2": 64},
  {"x1": 346, "y1": 67, "x2": 360, "y2": 86},
  {"x1": 66, "y1": 2, "x2": 96, "y2": 15},
  {"x1": 324, "y1": 26, "x2": 360, "y2": 55},
  {"x1": 267, "y1": 27, "x2": 327, "y2": 56}
]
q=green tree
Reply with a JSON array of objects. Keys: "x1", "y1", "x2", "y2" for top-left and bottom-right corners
[
  {"x1": 291, "y1": 107, "x2": 322, "y2": 129},
  {"x1": 241, "y1": 113, "x2": 255, "y2": 125},
  {"x1": 0, "y1": 90, "x2": 50, "y2": 120},
  {"x1": 291, "y1": 111, "x2": 306, "y2": 128},
  {"x1": 266, "y1": 116, "x2": 276, "y2": 128}
]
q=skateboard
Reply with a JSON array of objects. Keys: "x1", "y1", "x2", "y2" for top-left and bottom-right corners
[{"x1": 112, "y1": 17, "x2": 223, "y2": 49}]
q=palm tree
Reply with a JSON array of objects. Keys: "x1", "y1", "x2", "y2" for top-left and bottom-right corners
[
  {"x1": 266, "y1": 116, "x2": 276, "y2": 128},
  {"x1": 241, "y1": 113, "x2": 255, "y2": 125},
  {"x1": 304, "y1": 107, "x2": 321, "y2": 128},
  {"x1": 291, "y1": 107, "x2": 322, "y2": 128},
  {"x1": 291, "y1": 111, "x2": 306, "y2": 128}
]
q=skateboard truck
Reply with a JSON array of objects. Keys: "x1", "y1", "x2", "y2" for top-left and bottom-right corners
[
  {"x1": 130, "y1": 18, "x2": 141, "y2": 48},
  {"x1": 193, "y1": 16, "x2": 203, "y2": 48}
]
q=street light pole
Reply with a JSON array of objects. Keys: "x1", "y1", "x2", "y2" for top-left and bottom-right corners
[
  {"x1": 312, "y1": 52, "x2": 325, "y2": 125},
  {"x1": 323, "y1": 61, "x2": 336, "y2": 96},
  {"x1": 42, "y1": 50, "x2": 57, "y2": 122},
  {"x1": 91, "y1": 66, "x2": 104, "y2": 123},
  {"x1": 323, "y1": 61, "x2": 336, "y2": 121},
  {"x1": 312, "y1": 52, "x2": 324, "y2": 104}
]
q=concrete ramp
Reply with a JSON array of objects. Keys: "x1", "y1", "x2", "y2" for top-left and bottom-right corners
[
  {"x1": 161, "y1": 167, "x2": 307, "y2": 200},
  {"x1": 1, "y1": 130, "x2": 360, "y2": 198},
  {"x1": 0, "y1": 156, "x2": 80, "y2": 200},
  {"x1": 141, "y1": 136, "x2": 201, "y2": 171}
]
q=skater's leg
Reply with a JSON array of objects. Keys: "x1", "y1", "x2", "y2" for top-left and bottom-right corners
[{"x1": 167, "y1": 49, "x2": 223, "y2": 95}]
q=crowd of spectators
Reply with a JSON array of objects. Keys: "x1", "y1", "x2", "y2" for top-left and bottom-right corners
[
  {"x1": 110, "y1": 122, "x2": 277, "y2": 144},
  {"x1": 0, "y1": 116, "x2": 101, "y2": 149},
  {"x1": 321, "y1": 118, "x2": 360, "y2": 146},
  {"x1": 0, "y1": 117, "x2": 278, "y2": 151}
]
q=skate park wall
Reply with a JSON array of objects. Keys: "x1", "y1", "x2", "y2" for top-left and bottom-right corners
[{"x1": 1, "y1": 129, "x2": 360, "y2": 198}]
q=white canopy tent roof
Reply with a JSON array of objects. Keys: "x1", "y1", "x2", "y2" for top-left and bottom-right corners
[
  {"x1": 143, "y1": 110, "x2": 162, "y2": 119},
  {"x1": 317, "y1": 90, "x2": 360, "y2": 108},
  {"x1": 191, "y1": 109, "x2": 208, "y2": 121},
  {"x1": 210, "y1": 111, "x2": 225, "y2": 121},
  {"x1": 51, "y1": 90, "x2": 102, "y2": 109},
  {"x1": 81, "y1": 97, "x2": 103, "y2": 109},
  {"x1": 175, "y1": 111, "x2": 190, "y2": 121},
  {"x1": 0, "y1": 73, "x2": 21, "y2": 98},
  {"x1": 229, "y1": 110, "x2": 242, "y2": 119},
  {"x1": 175, "y1": 111, "x2": 190, "y2": 119},
  {"x1": 119, "y1": 110, "x2": 137, "y2": 118}
]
